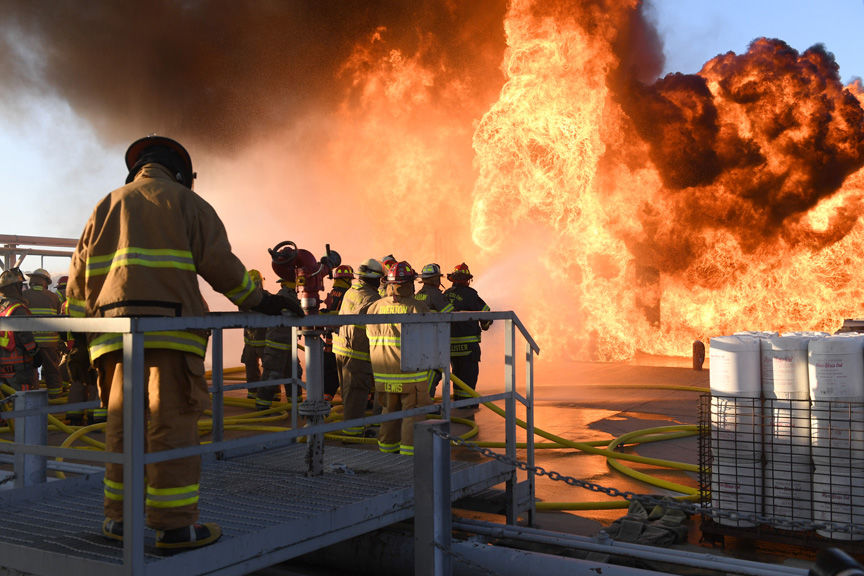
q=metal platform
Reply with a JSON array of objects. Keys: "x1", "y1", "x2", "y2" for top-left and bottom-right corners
[{"x1": 0, "y1": 444, "x2": 511, "y2": 576}]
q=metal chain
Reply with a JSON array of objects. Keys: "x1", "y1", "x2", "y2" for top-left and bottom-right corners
[{"x1": 432, "y1": 428, "x2": 864, "y2": 535}]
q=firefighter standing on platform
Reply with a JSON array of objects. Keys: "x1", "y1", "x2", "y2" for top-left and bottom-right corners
[
  {"x1": 66, "y1": 135, "x2": 298, "y2": 549},
  {"x1": 444, "y1": 263, "x2": 492, "y2": 402},
  {"x1": 62, "y1": 298, "x2": 104, "y2": 426},
  {"x1": 23, "y1": 268, "x2": 63, "y2": 399},
  {"x1": 321, "y1": 265, "x2": 353, "y2": 401},
  {"x1": 55, "y1": 275, "x2": 68, "y2": 304},
  {"x1": 414, "y1": 263, "x2": 453, "y2": 398},
  {"x1": 55, "y1": 276, "x2": 74, "y2": 395},
  {"x1": 0, "y1": 269, "x2": 38, "y2": 392},
  {"x1": 257, "y1": 273, "x2": 304, "y2": 410},
  {"x1": 333, "y1": 259, "x2": 382, "y2": 437},
  {"x1": 241, "y1": 269, "x2": 267, "y2": 400},
  {"x1": 367, "y1": 261, "x2": 432, "y2": 455}
]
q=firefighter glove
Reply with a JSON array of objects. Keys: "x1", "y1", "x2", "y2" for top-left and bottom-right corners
[
  {"x1": 480, "y1": 320, "x2": 492, "y2": 331},
  {"x1": 252, "y1": 291, "x2": 304, "y2": 317}
]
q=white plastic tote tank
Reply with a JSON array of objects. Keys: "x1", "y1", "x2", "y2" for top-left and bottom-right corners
[
  {"x1": 808, "y1": 334, "x2": 864, "y2": 540},
  {"x1": 709, "y1": 334, "x2": 763, "y2": 526},
  {"x1": 761, "y1": 333, "x2": 820, "y2": 526}
]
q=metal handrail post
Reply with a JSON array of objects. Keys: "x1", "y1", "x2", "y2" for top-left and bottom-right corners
[
  {"x1": 526, "y1": 343, "x2": 536, "y2": 526},
  {"x1": 121, "y1": 328, "x2": 146, "y2": 574},
  {"x1": 211, "y1": 328, "x2": 224, "y2": 446},
  {"x1": 13, "y1": 389, "x2": 47, "y2": 488},
  {"x1": 504, "y1": 318, "x2": 517, "y2": 525},
  {"x1": 441, "y1": 365, "x2": 451, "y2": 422},
  {"x1": 414, "y1": 419, "x2": 452, "y2": 576},
  {"x1": 291, "y1": 326, "x2": 299, "y2": 434},
  {"x1": 300, "y1": 329, "x2": 327, "y2": 476}
]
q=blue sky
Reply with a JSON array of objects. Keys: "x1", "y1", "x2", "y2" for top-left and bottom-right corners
[
  {"x1": 651, "y1": 0, "x2": 863, "y2": 80},
  {"x1": 2, "y1": 0, "x2": 863, "y2": 277}
]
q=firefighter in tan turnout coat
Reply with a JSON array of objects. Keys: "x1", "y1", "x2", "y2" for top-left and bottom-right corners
[
  {"x1": 367, "y1": 261, "x2": 432, "y2": 455},
  {"x1": 23, "y1": 268, "x2": 63, "y2": 398},
  {"x1": 66, "y1": 135, "x2": 299, "y2": 550},
  {"x1": 332, "y1": 259, "x2": 383, "y2": 437}
]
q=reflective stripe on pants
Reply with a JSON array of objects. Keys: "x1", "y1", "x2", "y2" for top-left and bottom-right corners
[
  {"x1": 378, "y1": 380, "x2": 433, "y2": 454},
  {"x1": 99, "y1": 349, "x2": 210, "y2": 531}
]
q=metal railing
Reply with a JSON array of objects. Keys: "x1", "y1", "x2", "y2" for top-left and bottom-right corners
[{"x1": 0, "y1": 310, "x2": 538, "y2": 575}]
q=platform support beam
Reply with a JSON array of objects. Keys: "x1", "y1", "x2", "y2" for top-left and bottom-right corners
[
  {"x1": 415, "y1": 419, "x2": 452, "y2": 576},
  {"x1": 14, "y1": 389, "x2": 47, "y2": 488}
]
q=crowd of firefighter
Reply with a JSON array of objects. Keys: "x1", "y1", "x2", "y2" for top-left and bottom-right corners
[
  {"x1": 0, "y1": 135, "x2": 492, "y2": 550},
  {"x1": 241, "y1": 256, "x2": 492, "y2": 452}
]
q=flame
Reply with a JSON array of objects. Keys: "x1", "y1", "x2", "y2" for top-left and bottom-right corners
[
  {"x1": 275, "y1": 0, "x2": 864, "y2": 362},
  {"x1": 470, "y1": 1, "x2": 864, "y2": 360}
]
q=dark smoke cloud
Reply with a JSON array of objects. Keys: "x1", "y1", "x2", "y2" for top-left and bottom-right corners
[
  {"x1": 0, "y1": 0, "x2": 506, "y2": 152},
  {"x1": 615, "y1": 37, "x2": 864, "y2": 268}
]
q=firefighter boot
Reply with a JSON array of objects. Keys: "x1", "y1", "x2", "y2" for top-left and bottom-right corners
[
  {"x1": 102, "y1": 518, "x2": 123, "y2": 542},
  {"x1": 156, "y1": 523, "x2": 222, "y2": 550}
]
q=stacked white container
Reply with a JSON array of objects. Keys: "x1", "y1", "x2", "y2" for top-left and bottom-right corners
[
  {"x1": 710, "y1": 334, "x2": 763, "y2": 526},
  {"x1": 808, "y1": 333, "x2": 864, "y2": 540},
  {"x1": 761, "y1": 333, "x2": 822, "y2": 527}
]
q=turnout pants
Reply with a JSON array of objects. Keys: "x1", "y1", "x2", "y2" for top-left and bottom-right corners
[
  {"x1": 98, "y1": 349, "x2": 210, "y2": 531},
  {"x1": 377, "y1": 381, "x2": 432, "y2": 455},
  {"x1": 257, "y1": 349, "x2": 301, "y2": 407},
  {"x1": 0, "y1": 365, "x2": 38, "y2": 391},
  {"x1": 336, "y1": 355, "x2": 374, "y2": 435},
  {"x1": 241, "y1": 345, "x2": 264, "y2": 396},
  {"x1": 37, "y1": 346, "x2": 63, "y2": 396},
  {"x1": 451, "y1": 343, "x2": 480, "y2": 400}
]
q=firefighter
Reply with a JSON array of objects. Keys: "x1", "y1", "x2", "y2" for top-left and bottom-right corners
[
  {"x1": 323, "y1": 265, "x2": 354, "y2": 314},
  {"x1": 333, "y1": 258, "x2": 382, "y2": 437},
  {"x1": 257, "y1": 273, "x2": 304, "y2": 411},
  {"x1": 415, "y1": 264, "x2": 454, "y2": 314},
  {"x1": 444, "y1": 263, "x2": 492, "y2": 403},
  {"x1": 23, "y1": 268, "x2": 63, "y2": 399},
  {"x1": 61, "y1": 299, "x2": 102, "y2": 425},
  {"x1": 55, "y1": 275, "x2": 68, "y2": 304},
  {"x1": 241, "y1": 269, "x2": 267, "y2": 400},
  {"x1": 66, "y1": 135, "x2": 300, "y2": 550},
  {"x1": 415, "y1": 263, "x2": 454, "y2": 397},
  {"x1": 0, "y1": 269, "x2": 39, "y2": 393},
  {"x1": 57, "y1": 278, "x2": 75, "y2": 397},
  {"x1": 321, "y1": 265, "x2": 354, "y2": 402},
  {"x1": 367, "y1": 261, "x2": 432, "y2": 455}
]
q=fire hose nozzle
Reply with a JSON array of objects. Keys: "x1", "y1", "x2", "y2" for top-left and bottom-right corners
[{"x1": 320, "y1": 246, "x2": 341, "y2": 278}]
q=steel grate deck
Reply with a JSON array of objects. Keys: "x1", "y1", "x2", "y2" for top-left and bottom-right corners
[{"x1": 0, "y1": 444, "x2": 511, "y2": 576}]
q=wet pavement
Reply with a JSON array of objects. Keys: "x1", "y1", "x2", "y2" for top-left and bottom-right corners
[{"x1": 462, "y1": 355, "x2": 707, "y2": 530}]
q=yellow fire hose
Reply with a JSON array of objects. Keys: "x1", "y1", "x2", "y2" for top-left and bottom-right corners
[
  {"x1": 448, "y1": 374, "x2": 701, "y2": 510},
  {"x1": 3, "y1": 372, "x2": 705, "y2": 512}
]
